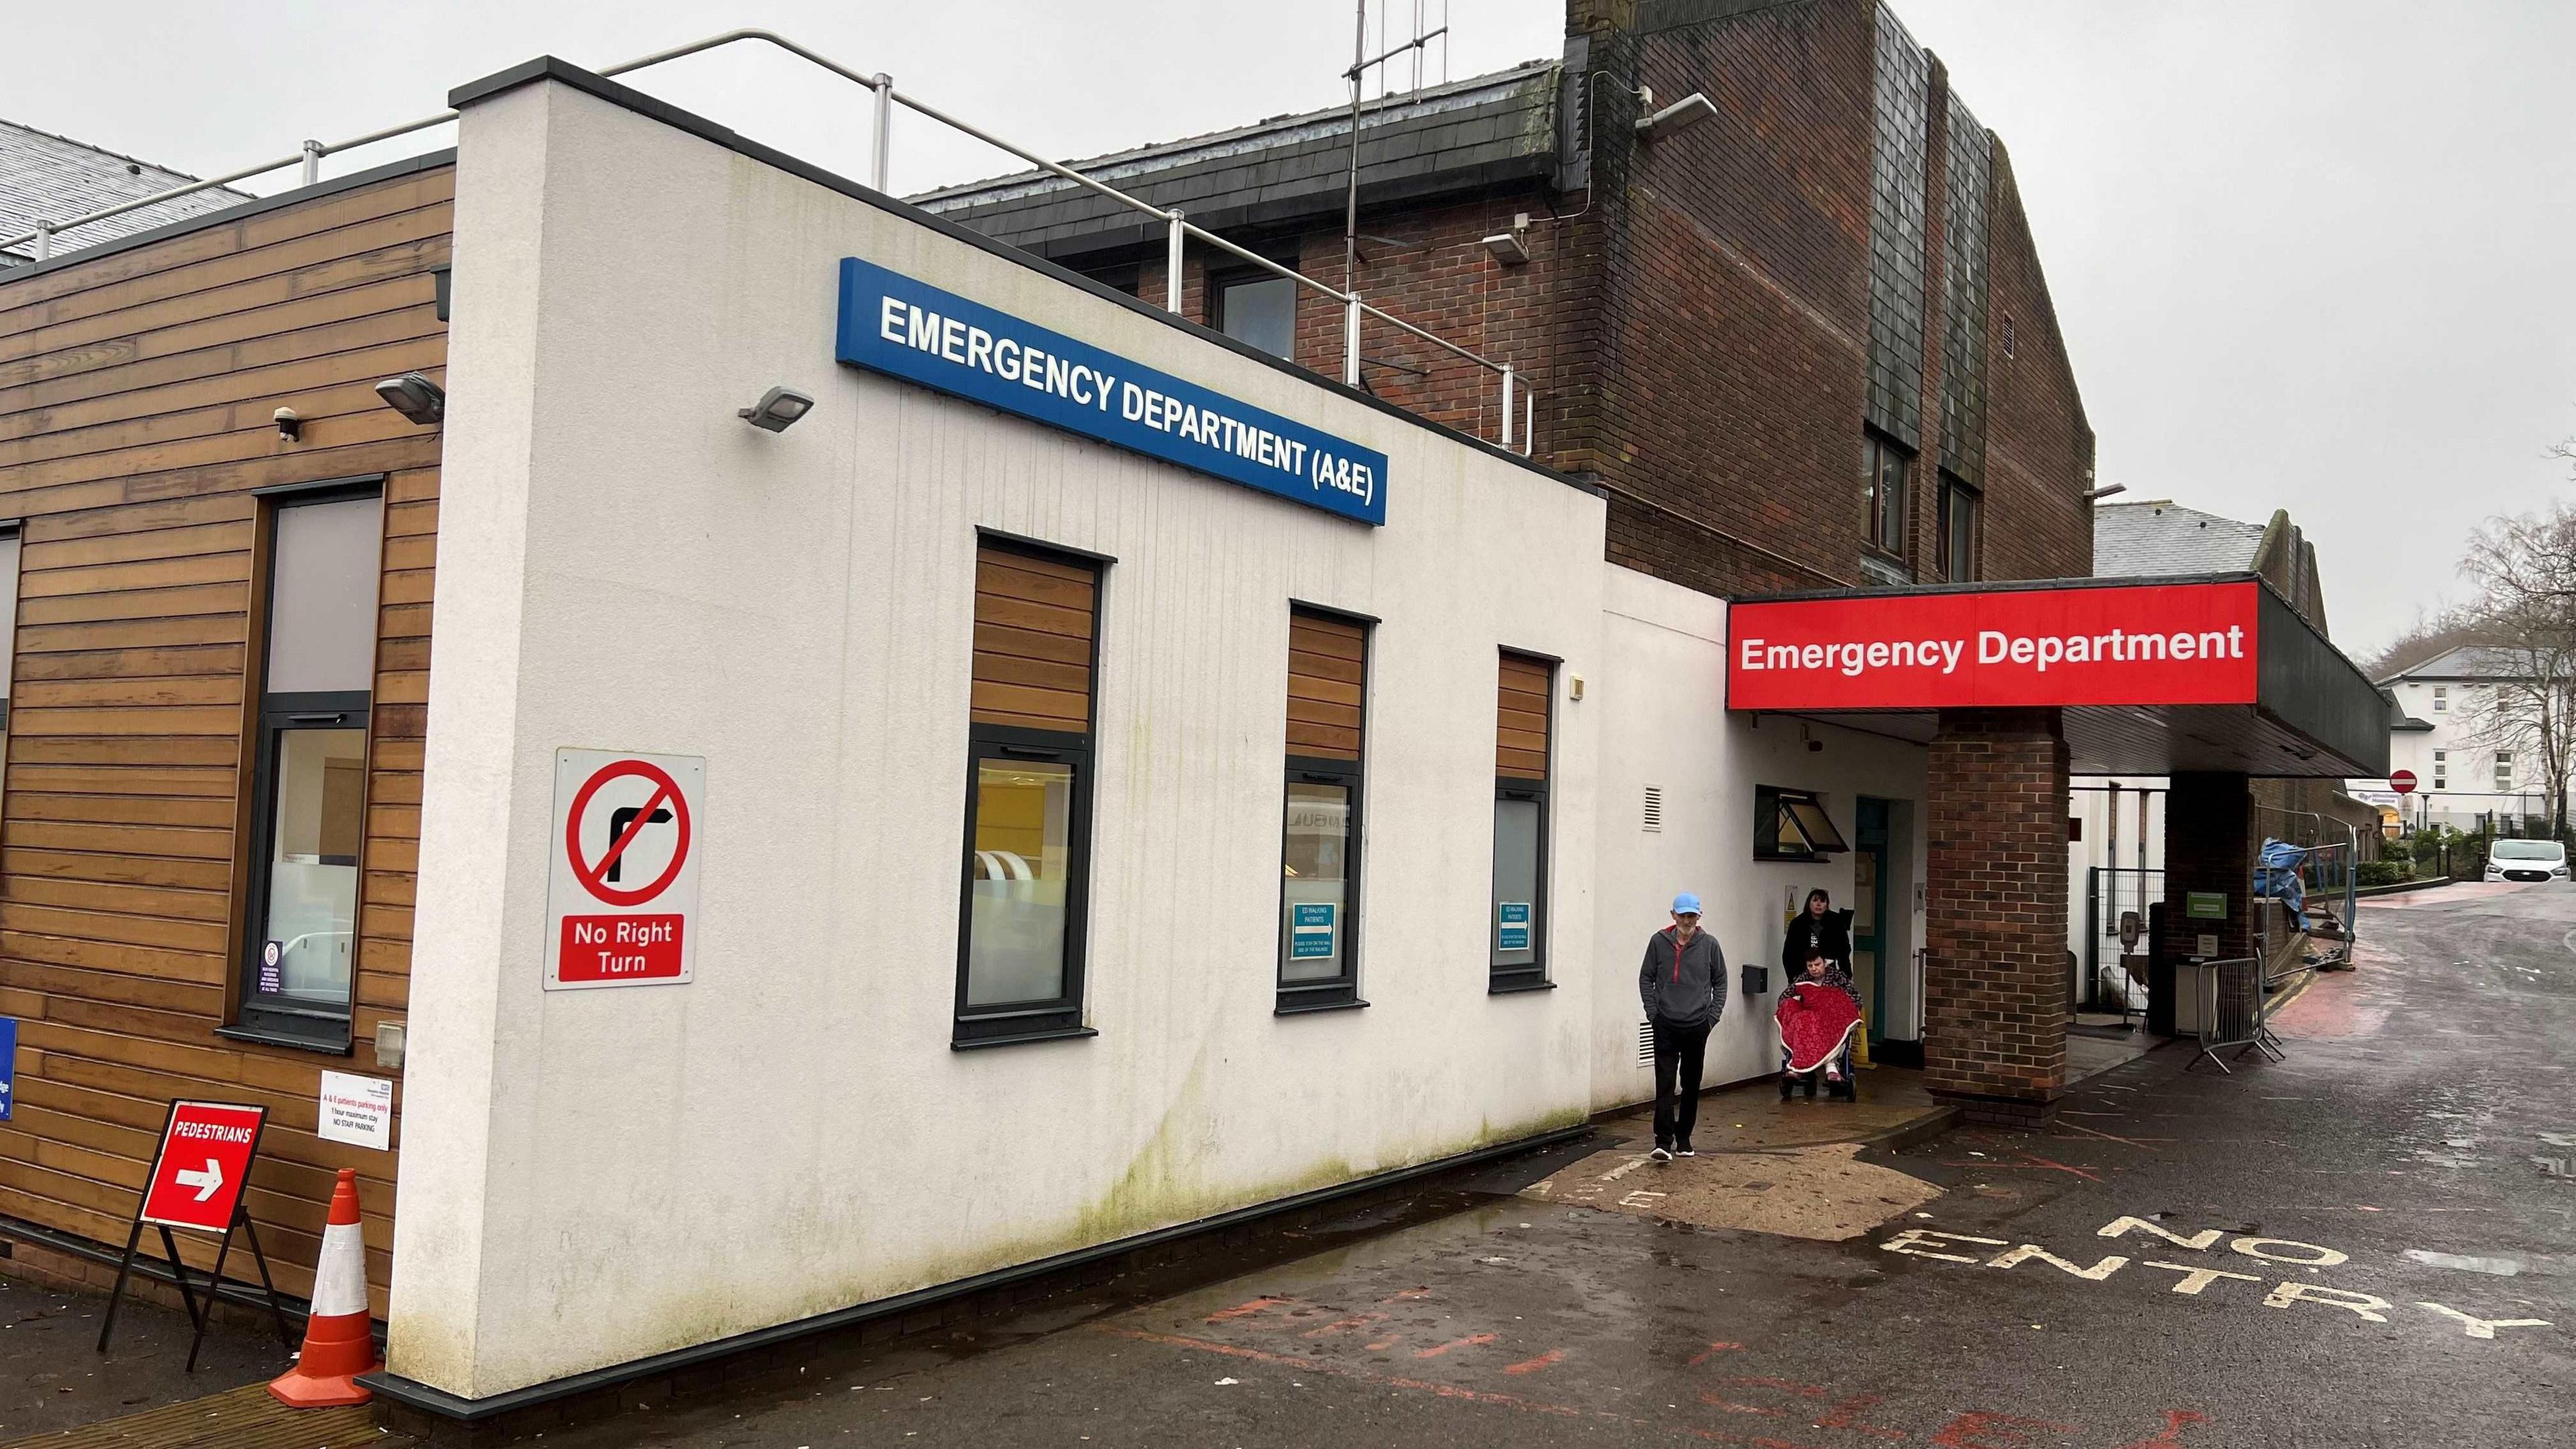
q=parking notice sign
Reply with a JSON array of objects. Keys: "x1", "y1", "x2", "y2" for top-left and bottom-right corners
[
  {"x1": 139, "y1": 1101, "x2": 266, "y2": 1232},
  {"x1": 545, "y1": 749, "x2": 703, "y2": 989}
]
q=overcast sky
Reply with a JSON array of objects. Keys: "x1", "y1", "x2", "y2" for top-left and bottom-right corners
[{"x1": 9, "y1": 1, "x2": 2569, "y2": 653}]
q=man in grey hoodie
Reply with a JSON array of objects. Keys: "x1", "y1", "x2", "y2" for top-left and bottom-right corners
[{"x1": 1640, "y1": 892, "x2": 1727, "y2": 1161}]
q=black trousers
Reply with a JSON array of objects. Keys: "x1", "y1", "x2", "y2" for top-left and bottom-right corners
[{"x1": 1651, "y1": 1016, "x2": 1715, "y2": 1146}]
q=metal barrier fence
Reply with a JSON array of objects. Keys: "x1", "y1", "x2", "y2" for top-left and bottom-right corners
[
  {"x1": 2, "y1": 28, "x2": 1536, "y2": 452},
  {"x1": 2184, "y1": 957, "x2": 2279, "y2": 1075}
]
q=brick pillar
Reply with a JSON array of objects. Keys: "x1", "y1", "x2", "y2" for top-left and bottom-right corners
[
  {"x1": 2162, "y1": 773, "x2": 2255, "y2": 963},
  {"x1": 1925, "y1": 708, "x2": 2070, "y2": 1128}
]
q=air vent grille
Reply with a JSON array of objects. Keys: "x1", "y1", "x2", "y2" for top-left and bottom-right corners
[
  {"x1": 1642, "y1": 785, "x2": 1664, "y2": 832},
  {"x1": 1637, "y1": 1020, "x2": 1654, "y2": 1065}
]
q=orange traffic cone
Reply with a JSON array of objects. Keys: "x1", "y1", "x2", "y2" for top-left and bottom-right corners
[{"x1": 269, "y1": 1168, "x2": 380, "y2": 1407}]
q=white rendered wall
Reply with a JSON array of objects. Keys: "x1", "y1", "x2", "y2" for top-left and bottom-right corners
[
  {"x1": 390, "y1": 78, "x2": 1605, "y2": 1399},
  {"x1": 2373, "y1": 686, "x2": 2548, "y2": 828},
  {"x1": 1587, "y1": 568, "x2": 1929, "y2": 1108}
]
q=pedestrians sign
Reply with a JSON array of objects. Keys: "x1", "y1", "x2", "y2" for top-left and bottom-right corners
[
  {"x1": 140, "y1": 1101, "x2": 265, "y2": 1232},
  {"x1": 545, "y1": 749, "x2": 704, "y2": 989},
  {"x1": 1497, "y1": 902, "x2": 1532, "y2": 951},
  {"x1": 102, "y1": 1099, "x2": 294, "y2": 1367},
  {"x1": 2390, "y1": 769, "x2": 2417, "y2": 796},
  {"x1": 1289, "y1": 903, "x2": 1337, "y2": 959}
]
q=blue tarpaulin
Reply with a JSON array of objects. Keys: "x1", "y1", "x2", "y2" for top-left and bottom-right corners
[{"x1": 2256, "y1": 838, "x2": 2309, "y2": 928}]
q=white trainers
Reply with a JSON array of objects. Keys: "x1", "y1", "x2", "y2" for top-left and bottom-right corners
[{"x1": 1649, "y1": 1144, "x2": 1673, "y2": 1163}]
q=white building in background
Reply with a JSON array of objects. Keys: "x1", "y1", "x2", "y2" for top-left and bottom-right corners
[{"x1": 2373, "y1": 647, "x2": 2559, "y2": 831}]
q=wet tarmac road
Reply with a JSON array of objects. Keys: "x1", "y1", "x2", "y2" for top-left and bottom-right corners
[{"x1": 559, "y1": 883, "x2": 2573, "y2": 1448}]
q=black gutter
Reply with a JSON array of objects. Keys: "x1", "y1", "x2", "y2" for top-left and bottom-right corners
[
  {"x1": 442, "y1": 56, "x2": 1593, "y2": 499},
  {"x1": 0, "y1": 150, "x2": 458, "y2": 288},
  {"x1": 358, "y1": 1120, "x2": 1589, "y2": 1421},
  {"x1": 1735, "y1": 569, "x2": 2271, "y2": 605}
]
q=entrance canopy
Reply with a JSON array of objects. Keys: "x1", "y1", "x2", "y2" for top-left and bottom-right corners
[{"x1": 1726, "y1": 575, "x2": 2387, "y2": 777}]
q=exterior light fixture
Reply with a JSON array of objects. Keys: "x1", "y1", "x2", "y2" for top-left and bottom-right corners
[
  {"x1": 273, "y1": 407, "x2": 303, "y2": 442},
  {"x1": 738, "y1": 386, "x2": 815, "y2": 433},
  {"x1": 374, "y1": 373, "x2": 445, "y2": 425},
  {"x1": 2085, "y1": 482, "x2": 2128, "y2": 502},
  {"x1": 1635, "y1": 92, "x2": 1718, "y2": 143},
  {"x1": 1481, "y1": 213, "x2": 1532, "y2": 266}
]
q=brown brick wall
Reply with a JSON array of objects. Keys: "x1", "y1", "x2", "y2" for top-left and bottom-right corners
[
  {"x1": 1924, "y1": 708, "x2": 2069, "y2": 1123},
  {"x1": 1076, "y1": 2, "x2": 2098, "y2": 603},
  {"x1": 1978, "y1": 141, "x2": 2095, "y2": 581}
]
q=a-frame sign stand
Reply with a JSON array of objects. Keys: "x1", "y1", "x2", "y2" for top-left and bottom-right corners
[{"x1": 97, "y1": 1100, "x2": 297, "y2": 1371}]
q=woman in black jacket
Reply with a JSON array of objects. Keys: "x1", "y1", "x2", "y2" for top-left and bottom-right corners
[{"x1": 1780, "y1": 889, "x2": 1851, "y2": 975}]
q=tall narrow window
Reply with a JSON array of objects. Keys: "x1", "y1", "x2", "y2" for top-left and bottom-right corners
[
  {"x1": 237, "y1": 486, "x2": 382, "y2": 1048},
  {"x1": 2494, "y1": 751, "x2": 2513, "y2": 790},
  {"x1": 1862, "y1": 431, "x2": 1911, "y2": 564},
  {"x1": 1938, "y1": 475, "x2": 1980, "y2": 581},
  {"x1": 1279, "y1": 608, "x2": 1367, "y2": 1012},
  {"x1": 0, "y1": 527, "x2": 19, "y2": 772},
  {"x1": 957, "y1": 540, "x2": 1099, "y2": 1046},
  {"x1": 1491, "y1": 651, "x2": 1554, "y2": 990}
]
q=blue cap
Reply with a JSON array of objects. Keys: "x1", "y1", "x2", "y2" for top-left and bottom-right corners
[{"x1": 1672, "y1": 892, "x2": 1702, "y2": 915}]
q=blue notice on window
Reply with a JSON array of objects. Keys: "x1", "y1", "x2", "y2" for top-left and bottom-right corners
[
  {"x1": 0, "y1": 1017, "x2": 15, "y2": 1121},
  {"x1": 1290, "y1": 902, "x2": 1338, "y2": 959},
  {"x1": 1497, "y1": 902, "x2": 1532, "y2": 951},
  {"x1": 835, "y1": 257, "x2": 1389, "y2": 525}
]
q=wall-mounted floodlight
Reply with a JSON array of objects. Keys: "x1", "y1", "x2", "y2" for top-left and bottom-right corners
[
  {"x1": 2085, "y1": 482, "x2": 2129, "y2": 502},
  {"x1": 1635, "y1": 92, "x2": 1719, "y2": 144},
  {"x1": 1481, "y1": 212, "x2": 1532, "y2": 266},
  {"x1": 373, "y1": 373, "x2": 444, "y2": 425},
  {"x1": 738, "y1": 386, "x2": 814, "y2": 433}
]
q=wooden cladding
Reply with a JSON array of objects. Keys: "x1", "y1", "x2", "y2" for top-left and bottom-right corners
[
  {"x1": 971, "y1": 543, "x2": 1096, "y2": 733},
  {"x1": 1496, "y1": 652, "x2": 1553, "y2": 782},
  {"x1": 0, "y1": 164, "x2": 451, "y2": 1315},
  {"x1": 1286, "y1": 610, "x2": 1366, "y2": 762}
]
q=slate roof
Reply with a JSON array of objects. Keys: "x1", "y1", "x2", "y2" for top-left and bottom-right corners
[
  {"x1": 1, "y1": 117, "x2": 252, "y2": 266},
  {"x1": 2092, "y1": 500, "x2": 2268, "y2": 577},
  {"x1": 2377, "y1": 645, "x2": 2551, "y2": 686},
  {"x1": 912, "y1": 59, "x2": 1567, "y2": 263}
]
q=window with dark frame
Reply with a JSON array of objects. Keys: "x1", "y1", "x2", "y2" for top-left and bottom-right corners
[
  {"x1": 956, "y1": 540, "x2": 1101, "y2": 1046},
  {"x1": 1279, "y1": 608, "x2": 1368, "y2": 1012},
  {"x1": 1938, "y1": 474, "x2": 1980, "y2": 582},
  {"x1": 1862, "y1": 431, "x2": 1911, "y2": 561},
  {"x1": 0, "y1": 526, "x2": 19, "y2": 756},
  {"x1": 1214, "y1": 268, "x2": 1299, "y2": 360},
  {"x1": 235, "y1": 484, "x2": 383, "y2": 1049},
  {"x1": 1754, "y1": 786, "x2": 1850, "y2": 863},
  {"x1": 1491, "y1": 651, "x2": 1554, "y2": 990}
]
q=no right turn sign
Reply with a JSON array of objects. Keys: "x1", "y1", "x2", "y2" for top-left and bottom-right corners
[{"x1": 545, "y1": 749, "x2": 704, "y2": 989}]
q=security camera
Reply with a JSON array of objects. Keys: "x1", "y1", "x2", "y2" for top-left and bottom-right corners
[{"x1": 273, "y1": 407, "x2": 302, "y2": 442}]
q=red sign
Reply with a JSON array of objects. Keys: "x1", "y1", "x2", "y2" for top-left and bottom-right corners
[
  {"x1": 2390, "y1": 770, "x2": 2417, "y2": 796},
  {"x1": 138, "y1": 1101, "x2": 266, "y2": 1232},
  {"x1": 549, "y1": 752, "x2": 700, "y2": 987},
  {"x1": 1727, "y1": 581, "x2": 2262, "y2": 711}
]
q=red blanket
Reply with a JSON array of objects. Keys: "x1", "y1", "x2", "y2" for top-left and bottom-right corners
[{"x1": 1775, "y1": 982, "x2": 1862, "y2": 1074}]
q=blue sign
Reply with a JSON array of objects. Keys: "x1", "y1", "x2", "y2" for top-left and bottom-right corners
[
  {"x1": 0, "y1": 1017, "x2": 14, "y2": 1121},
  {"x1": 1289, "y1": 902, "x2": 1338, "y2": 959},
  {"x1": 836, "y1": 258, "x2": 1389, "y2": 525},
  {"x1": 1497, "y1": 901, "x2": 1532, "y2": 952}
]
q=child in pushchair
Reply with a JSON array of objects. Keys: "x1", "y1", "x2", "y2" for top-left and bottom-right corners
[{"x1": 1776, "y1": 947, "x2": 1864, "y2": 1100}]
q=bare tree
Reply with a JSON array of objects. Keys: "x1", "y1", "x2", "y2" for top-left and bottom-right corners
[{"x1": 2456, "y1": 502, "x2": 2576, "y2": 835}]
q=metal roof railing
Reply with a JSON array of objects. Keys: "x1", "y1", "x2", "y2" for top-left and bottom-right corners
[{"x1": 2, "y1": 28, "x2": 1536, "y2": 455}]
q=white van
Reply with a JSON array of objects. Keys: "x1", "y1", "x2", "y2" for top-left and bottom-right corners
[{"x1": 2485, "y1": 838, "x2": 2571, "y2": 883}]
